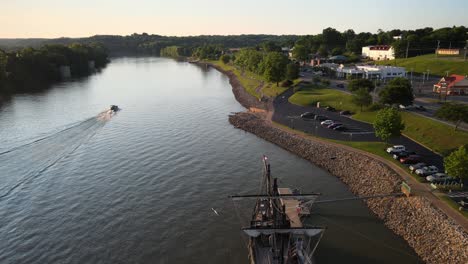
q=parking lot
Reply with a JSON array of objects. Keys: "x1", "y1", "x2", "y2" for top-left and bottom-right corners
[{"x1": 272, "y1": 87, "x2": 445, "y2": 170}]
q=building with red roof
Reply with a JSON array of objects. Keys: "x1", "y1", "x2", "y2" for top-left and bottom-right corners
[{"x1": 433, "y1": 74, "x2": 468, "y2": 95}]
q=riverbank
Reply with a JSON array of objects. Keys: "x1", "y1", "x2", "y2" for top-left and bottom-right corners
[
  {"x1": 195, "y1": 61, "x2": 271, "y2": 110},
  {"x1": 229, "y1": 112, "x2": 467, "y2": 264}
]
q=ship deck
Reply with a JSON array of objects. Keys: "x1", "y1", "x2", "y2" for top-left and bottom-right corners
[{"x1": 278, "y1": 188, "x2": 302, "y2": 228}]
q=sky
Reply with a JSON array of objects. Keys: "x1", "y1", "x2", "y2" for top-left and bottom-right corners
[{"x1": 1, "y1": 0, "x2": 467, "y2": 38}]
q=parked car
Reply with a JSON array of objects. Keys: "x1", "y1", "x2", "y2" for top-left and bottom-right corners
[
  {"x1": 300, "y1": 112, "x2": 315, "y2": 119},
  {"x1": 327, "y1": 123, "x2": 342, "y2": 129},
  {"x1": 393, "y1": 151, "x2": 416, "y2": 160},
  {"x1": 414, "y1": 105, "x2": 426, "y2": 111},
  {"x1": 340, "y1": 110, "x2": 352, "y2": 115},
  {"x1": 333, "y1": 125, "x2": 346, "y2": 131},
  {"x1": 386, "y1": 145, "x2": 406, "y2": 154},
  {"x1": 426, "y1": 173, "x2": 451, "y2": 182},
  {"x1": 409, "y1": 163, "x2": 426, "y2": 173},
  {"x1": 325, "y1": 106, "x2": 336, "y2": 112},
  {"x1": 415, "y1": 166, "x2": 438, "y2": 176},
  {"x1": 321, "y1": 120, "x2": 334, "y2": 126},
  {"x1": 400, "y1": 155, "x2": 421, "y2": 164},
  {"x1": 314, "y1": 115, "x2": 327, "y2": 121},
  {"x1": 336, "y1": 83, "x2": 345, "y2": 88}
]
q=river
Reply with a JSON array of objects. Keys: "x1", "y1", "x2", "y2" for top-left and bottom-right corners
[{"x1": 0, "y1": 57, "x2": 420, "y2": 264}]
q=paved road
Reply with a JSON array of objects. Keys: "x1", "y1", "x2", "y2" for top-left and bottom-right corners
[{"x1": 272, "y1": 88, "x2": 444, "y2": 170}]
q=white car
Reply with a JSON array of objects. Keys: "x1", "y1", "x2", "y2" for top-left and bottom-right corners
[
  {"x1": 426, "y1": 173, "x2": 451, "y2": 182},
  {"x1": 415, "y1": 166, "x2": 438, "y2": 176},
  {"x1": 386, "y1": 145, "x2": 406, "y2": 154},
  {"x1": 320, "y1": 120, "x2": 334, "y2": 126},
  {"x1": 409, "y1": 163, "x2": 426, "y2": 173}
]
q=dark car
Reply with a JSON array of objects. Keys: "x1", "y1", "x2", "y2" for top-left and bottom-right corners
[
  {"x1": 399, "y1": 155, "x2": 421, "y2": 164},
  {"x1": 314, "y1": 115, "x2": 327, "y2": 121},
  {"x1": 414, "y1": 105, "x2": 427, "y2": 111},
  {"x1": 336, "y1": 83, "x2": 345, "y2": 88},
  {"x1": 333, "y1": 125, "x2": 346, "y2": 131},
  {"x1": 327, "y1": 123, "x2": 342, "y2": 129},
  {"x1": 325, "y1": 106, "x2": 336, "y2": 111},
  {"x1": 300, "y1": 112, "x2": 315, "y2": 119},
  {"x1": 392, "y1": 151, "x2": 416, "y2": 160},
  {"x1": 340, "y1": 110, "x2": 352, "y2": 115}
]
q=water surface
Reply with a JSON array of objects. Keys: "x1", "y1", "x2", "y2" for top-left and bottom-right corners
[{"x1": 0, "y1": 57, "x2": 420, "y2": 263}]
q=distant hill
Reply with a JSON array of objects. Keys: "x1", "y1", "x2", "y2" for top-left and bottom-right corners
[
  {"x1": 0, "y1": 34, "x2": 300, "y2": 55},
  {"x1": 375, "y1": 54, "x2": 468, "y2": 77}
]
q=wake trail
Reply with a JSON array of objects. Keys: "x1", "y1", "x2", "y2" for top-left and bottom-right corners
[{"x1": 0, "y1": 110, "x2": 115, "y2": 200}]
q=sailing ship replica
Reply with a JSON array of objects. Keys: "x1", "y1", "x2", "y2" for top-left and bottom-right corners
[{"x1": 231, "y1": 156, "x2": 326, "y2": 264}]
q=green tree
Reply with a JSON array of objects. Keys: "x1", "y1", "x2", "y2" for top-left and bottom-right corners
[
  {"x1": 286, "y1": 63, "x2": 300, "y2": 80},
  {"x1": 317, "y1": 44, "x2": 328, "y2": 57},
  {"x1": 435, "y1": 103, "x2": 468, "y2": 130},
  {"x1": 260, "y1": 41, "x2": 281, "y2": 52},
  {"x1": 444, "y1": 146, "x2": 468, "y2": 180},
  {"x1": 373, "y1": 107, "x2": 405, "y2": 143},
  {"x1": 331, "y1": 47, "x2": 343, "y2": 56},
  {"x1": 260, "y1": 52, "x2": 288, "y2": 86},
  {"x1": 220, "y1": 54, "x2": 230, "y2": 64},
  {"x1": 378, "y1": 78, "x2": 414, "y2": 106},
  {"x1": 292, "y1": 44, "x2": 308, "y2": 62},
  {"x1": 352, "y1": 88, "x2": 372, "y2": 111},
  {"x1": 348, "y1": 79, "x2": 375, "y2": 92}
]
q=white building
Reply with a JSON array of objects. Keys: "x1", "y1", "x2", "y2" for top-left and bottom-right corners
[
  {"x1": 362, "y1": 45, "x2": 395, "y2": 60},
  {"x1": 335, "y1": 64, "x2": 406, "y2": 80}
]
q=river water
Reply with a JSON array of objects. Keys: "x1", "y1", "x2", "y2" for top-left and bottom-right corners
[{"x1": 0, "y1": 57, "x2": 420, "y2": 264}]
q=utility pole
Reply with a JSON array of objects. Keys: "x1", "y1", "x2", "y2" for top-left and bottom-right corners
[
  {"x1": 410, "y1": 68, "x2": 413, "y2": 84},
  {"x1": 436, "y1": 40, "x2": 440, "y2": 57},
  {"x1": 427, "y1": 69, "x2": 430, "y2": 81},
  {"x1": 464, "y1": 40, "x2": 467, "y2": 62},
  {"x1": 405, "y1": 41, "x2": 410, "y2": 59}
]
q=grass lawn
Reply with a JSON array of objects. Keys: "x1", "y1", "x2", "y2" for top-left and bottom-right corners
[
  {"x1": 208, "y1": 60, "x2": 290, "y2": 99},
  {"x1": 288, "y1": 84, "x2": 468, "y2": 153},
  {"x1": 375, "y1": 54, "x2": 468, "y2": 76}
]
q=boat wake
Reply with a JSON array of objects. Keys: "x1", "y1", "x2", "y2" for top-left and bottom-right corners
[{"x1": 0, "y1": 110, "x2": 115, "y2": 200}]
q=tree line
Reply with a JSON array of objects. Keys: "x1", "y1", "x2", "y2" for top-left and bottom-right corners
[
  {"x1": 221, "y1": 48, "x2": 299, "y2": 86},
  {"x1": 0, "y1": 43, "x2": 109, "y2": 95},
  {"x1": 291, "y1": 26, "x2": 467, "y2": 61}
]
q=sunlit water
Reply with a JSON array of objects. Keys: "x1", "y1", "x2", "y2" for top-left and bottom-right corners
[{"x1": 0, "y1": 57, "x2": 420, "y2": 264}]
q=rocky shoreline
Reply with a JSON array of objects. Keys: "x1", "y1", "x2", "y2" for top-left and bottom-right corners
[{"x1": 204, "y1": 61, "x2": 467, "y2": 263}]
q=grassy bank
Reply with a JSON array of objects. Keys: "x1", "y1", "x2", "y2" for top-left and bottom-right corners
[
  {"x1": 375, "y1": 54, "x2": 468, "y2": 76},
  {"x1": 289, "y1": 84, "x2": 468, "y2": 153},
  {"x1": 207, "y1": 60, "x2": 290, "y2": 98}
]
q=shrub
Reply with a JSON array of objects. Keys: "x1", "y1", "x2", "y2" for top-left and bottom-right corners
[{"x1": 281, "y1": 80, "x2": 293, "y2": 87}]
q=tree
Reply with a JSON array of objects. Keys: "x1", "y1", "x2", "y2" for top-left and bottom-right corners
[
  {"x1": 373, "y1": 107, "x2": 405, "y2": 143},
  {"x1": 352, "y1": 88, "x2": 372, "y2": 111},
  {"x1": 286, "y1": 63, "x2": 299, "y2": 81},
  {"x1": 348, "y1": 79, "x2": 375, "y2": 92},
  {"x1": 378, "y1": 78, "x2": 414, "y2": 106},
  {"x1": 444, "y1": 146, "x2": 468, "y2": 180},
  {"x1": 260, "y1": 52, "x2": 288, "y2": 86},
  {"x1": 292, "y1": 44, "x2": 308, "y2": 62},
  {"x1": 331, "y1": 47, "x2": 343, "y2": 56},
  {"x1": 260, "y1": 41, "x2": 281, "y2": 52},
  {"x1": 317, "y1": 44, "x2": 328, "y2": 57},
  {"x1": 435, "y1": 103, "x2": 468, "y2": 130},
  {"x1": 220, "y1": 54, "x2": 230, "y2": 64}
]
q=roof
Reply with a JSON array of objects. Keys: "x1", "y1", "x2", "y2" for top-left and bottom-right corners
[
  {"x1": 329, "y1": 55, "x2": 347, "y2": 60},
  {"x1": 364, "y1": 45, "x2": 392, "y2": 51},
  {"x1": 437, "y1": 74, "x2": 467, "y2": 88}
]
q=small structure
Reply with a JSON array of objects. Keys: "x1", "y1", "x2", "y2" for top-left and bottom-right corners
[
  {"x1": 328, "y1": 55, "x2": 347, "y2": 63},
  {"x1": 335, "y1": 64, "x2": 406, "y2": 80},
  {"x1": 436, "y1": 49, "x2": 461, "y2": 56},
  {"x1": 362, "y1": 45, "x2": 395, "y2": 60},
  {"x1": 433, "y1": 74, "x2": 468, "y2": 95}
]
